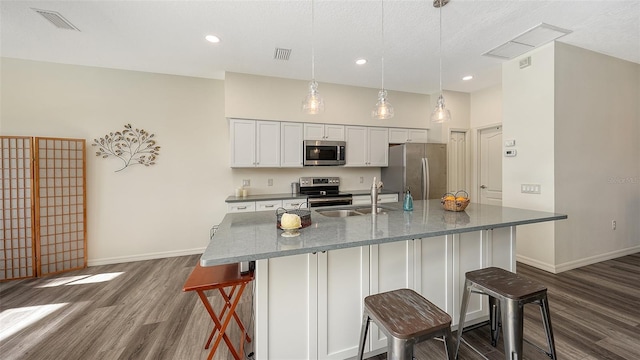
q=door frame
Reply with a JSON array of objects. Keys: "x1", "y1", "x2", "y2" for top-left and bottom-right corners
[{"x1": 471, "y1": 123, "x2": 502, "y2": 205}]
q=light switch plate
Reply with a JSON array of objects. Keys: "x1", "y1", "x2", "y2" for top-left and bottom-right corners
[{"x1": 521, "y1": 184, "x2": 541, "y2": 194}]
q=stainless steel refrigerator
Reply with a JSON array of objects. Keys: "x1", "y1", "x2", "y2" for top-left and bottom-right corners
[{"x1": 381, "y1": 143, "x2": 447, "y2": 200}]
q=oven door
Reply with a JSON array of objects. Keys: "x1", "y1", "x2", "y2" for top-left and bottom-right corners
[{"x1": 307, "y1": 196, "x2": 353, "y2": 208}]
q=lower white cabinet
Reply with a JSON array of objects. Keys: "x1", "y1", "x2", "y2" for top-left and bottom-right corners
[
  {"x1": 255, "y1": 247, "x2": 369, "y2": 360},
  {"x1": 254, "y1": 227, "x2": 516, "y2": 360},
  {"x1": 226, "y1": 201, "x2": 255, "y2": 213},
  {"x1": 256, "y1": 200, "x2": 283, "y2": 211}
]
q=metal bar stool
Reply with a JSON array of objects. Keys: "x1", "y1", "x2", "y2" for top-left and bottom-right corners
[
  {"x1": 183, "y1": 262, "x2": 254, "y2": 360},
  {"x1": 455, "y1": 267, "x2": 557, "y2": 360},
  {"x1": 357, "y1": 288, "x2": 456, "y2": 360}
]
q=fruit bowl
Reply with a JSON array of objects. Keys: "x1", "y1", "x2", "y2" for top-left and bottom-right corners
[{"x1": 441, "y1": 190, "x2": 470, "y2": 212}]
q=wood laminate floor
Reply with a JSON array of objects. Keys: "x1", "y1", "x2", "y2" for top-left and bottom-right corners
[{"x1": 1, "y1": 253, "x2": 638, "y2": 360}]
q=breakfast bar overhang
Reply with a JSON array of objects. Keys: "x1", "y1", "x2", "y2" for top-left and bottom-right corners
[{"x1": 201, "y1": 200, "x2": 567, "y2": 359}]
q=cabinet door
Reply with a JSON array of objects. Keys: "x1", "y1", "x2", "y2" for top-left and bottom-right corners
[
  {"x1": 304, "y1": 123, "x2": 325, "y2": 140},
  {"x1": 345, "y1": 126, "x2": 368, "y2": 166},
  {"x1": 367, "y1": 127, "x2": 389, "y2": 167},
  {"x1": 378, "y1": 194, "x2": 398, "y2": 203},
  {"x1": 388, "y1": 128, "x2": 409, "y2": 144},
  {"x1": 281, "y1": 122, "x2": 303, "y2": 167},
  {"x1": 255, "y1": 254, "x2": 318, "y2": 360},
  {"x1": 256, "y1": 121, "x2": 280, "y2": 167},
  {"x1": 229, "y1": 119, "x2": 256, "y2": 167},
  {"x1": 407, "y1": 129, "x2": 428, "y2": 143},
  {"x1": 351, "y1": 195, "x2": 371, "y2": 205},
  {"x1": 317, "y1": 247, "x2": 370, "y2": 359},
  {"x1": 369, "y1": 240, "x2": 415, "y2": 351},
  {"x1": 324, "y1": 125, "x2": 345, "y2": 141},
  {"x1": 283, "y1": 198, "x2": 308, "y2": 210}
]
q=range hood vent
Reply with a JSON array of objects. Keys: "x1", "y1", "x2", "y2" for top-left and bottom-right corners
[{"x1": 32, "y1": 8, "x2": 80, "y2": 31}]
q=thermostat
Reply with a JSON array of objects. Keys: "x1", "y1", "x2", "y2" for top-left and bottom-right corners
[{"x1": 504, "y1": 149, "x2": 517, "y2": 157}]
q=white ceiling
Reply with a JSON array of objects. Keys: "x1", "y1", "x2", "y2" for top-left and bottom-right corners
[{"x1": 1, "y1": 0, "x2": 639, "y2": 94}]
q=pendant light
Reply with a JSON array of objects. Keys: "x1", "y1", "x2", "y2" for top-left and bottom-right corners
[
  {"x1": 302, "y1": 0, "x2": 325, "y2": 114},
  {"x1": 372, "y1": 0, "x2": 394, "y2": 120},
  {"x1": 430, "y1": 0, "x2": 451, "y2": 123}
]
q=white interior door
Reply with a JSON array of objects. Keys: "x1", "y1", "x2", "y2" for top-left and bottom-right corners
[
  {"x1": 448, "y1": 131, "x2": 467, "y2": 193},
  {"x1": 478, "y1": 126, "x2": 502, "y2": 206}
]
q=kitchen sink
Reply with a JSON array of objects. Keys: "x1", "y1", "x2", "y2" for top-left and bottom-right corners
[{"x1": 316, "y1": 206, "x2": 394, "y2": 217}]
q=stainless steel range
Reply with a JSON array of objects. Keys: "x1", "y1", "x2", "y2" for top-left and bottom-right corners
[{"x1": 299, "y1": 177, "x2": 352, "y2": 207}]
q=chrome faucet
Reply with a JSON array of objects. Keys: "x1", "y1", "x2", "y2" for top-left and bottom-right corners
[{"x1": 371, "y1": 177, "x2": 383, "y2": 213}]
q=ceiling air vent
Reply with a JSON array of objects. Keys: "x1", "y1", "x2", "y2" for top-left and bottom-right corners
[
  {"x1": 32, "y1": 8, "x2": 80, "y2": 31},
  {"x1": 273, "y1": 48, "x2": 292, "y2": 61},
  {"x1": 483, "y1": 23, "x2": 571, "y2": 59}
]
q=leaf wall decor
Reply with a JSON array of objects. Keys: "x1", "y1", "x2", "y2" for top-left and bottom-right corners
[{"x1": 92, "y1": 124, "x2": 161, "y2": 172}]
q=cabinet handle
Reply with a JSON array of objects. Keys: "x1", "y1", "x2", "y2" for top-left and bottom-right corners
[
  {"x1": 290, "y1": 203, "x2": 299, "y2": 206},
  {"x1": 237, "y1": 206, "x2": 247, "y2": 210},
  {"x1": 264, "y1": 205, "x2": 274, "y2": 208}
]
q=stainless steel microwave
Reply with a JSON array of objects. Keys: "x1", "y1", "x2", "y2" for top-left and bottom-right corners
[{"x1": 303, "y1": 140, "x2": 346, "y2": 166}]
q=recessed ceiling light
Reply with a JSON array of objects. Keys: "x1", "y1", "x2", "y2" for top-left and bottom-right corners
[
  {"x1": 462, "y1": 75, "x2": 473, "y2": 81},
  {"x1": 205, "y1": 35, "x2": 221, "y2": 43},
  {"x1": 355, "y1": 58, "x2": 367, "y2": 65}
]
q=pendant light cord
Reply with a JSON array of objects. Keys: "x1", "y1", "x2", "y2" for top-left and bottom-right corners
[
  {"x1": 381, "y1": 0, "x2": 385, "y2": 91},
  {"x1": 438, "y1": 0, "x2": 442, "y2": 94},
  {"x1": 311, "y1": 0, "x2": 315, "y2": 81}
]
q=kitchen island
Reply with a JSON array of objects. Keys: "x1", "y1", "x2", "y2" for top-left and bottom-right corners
[{"x1": 201, "y1": 200, "x2": 566, "y2": 360}]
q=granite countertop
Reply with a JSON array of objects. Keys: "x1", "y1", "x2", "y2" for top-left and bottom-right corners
[{"x1": 201, "y1": 200, "x2": 567, "y2": 266}]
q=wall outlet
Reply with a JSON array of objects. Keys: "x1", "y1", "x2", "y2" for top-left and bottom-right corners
[
  {"x1": 521, "y1": 184, "x2": 541, "y2": 194},
  {"x1": 242, "y1": 179, "x2": 250, "y2": 187},
  {"x1": 267, "y1": 178, "x2": 273, "y2": 186},
  {"x1": 360, "y1": 176, "x2": 364, "y2": 184},
  {"x1": 505, "y1": 139, "x2": 516, "y2": 147},
  {"x1": 612, "y1": 220, "x2": 616, "y2": 230}
]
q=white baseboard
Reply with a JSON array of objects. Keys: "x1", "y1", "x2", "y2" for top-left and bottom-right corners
[
  {"x1": 515, "y1": 255, "x2": 557, "y2": 273},
  {"x1": 88, "y1": 247, "x2": 206, "y2": 267},
  {"x1": 517, "y1": 245, "x2": 640, "y2": 274}
]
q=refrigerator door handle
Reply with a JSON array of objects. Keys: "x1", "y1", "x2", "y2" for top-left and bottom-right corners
[{"x1": 422, "y1": 158, "x2": 430, "y2": 200}]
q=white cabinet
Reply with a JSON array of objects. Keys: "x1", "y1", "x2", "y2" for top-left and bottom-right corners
[
  {"x1": 256, "y1": 246, "x2": 369, "y2": 360},
  {"x1": 281, "y1": 122, "x2": 304, "y2": 167},
  {"x1": 228, "y1": 199, "x2": 300, "y2": 213},
  {"x1": 388, "y1": 128, "x2": 429, "y2": 143},
  {"x1": 229, "y1": 119, "x2": 280, "y2": 167},
  {"x1": 345, "y1": 126, "x2": 389, "y2": 167},
  {"x1": 304, "y1": 123, "x2": 345, "y2": 141},
  {"x1": 352, "y1": 193, "x2": 398, "y2": 206}
]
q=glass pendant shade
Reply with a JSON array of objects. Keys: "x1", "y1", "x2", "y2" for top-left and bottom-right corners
[
  {"x1": 302, "y1": 80, "x2": 325, "y2": 115},
  {"x1": 372, "y1": 89, "x2": 394, "y2": 119},
  {"x1": 430, "y1": 94, "x2": 451, "y2": 123}
]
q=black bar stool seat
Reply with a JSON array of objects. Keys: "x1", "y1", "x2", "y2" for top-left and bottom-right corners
[{"x1": 357, "y1": 288, "x2": 456, "y2": 360}]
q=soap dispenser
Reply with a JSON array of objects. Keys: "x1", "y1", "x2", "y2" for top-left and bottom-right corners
[{"x1": 403, "y1": 189, "x2": 414, "y2": 211}]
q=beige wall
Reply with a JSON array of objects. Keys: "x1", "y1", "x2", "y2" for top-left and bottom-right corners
[
  {"x1": 1, "y1": 58, "x2": 229, "y2": 265},
  {"x1": 554, "y1": 42, "x2": 640, "y2": 270},
  {"x1": 225, "y1": 72, "x2": 431, "y2": 128},
  {"x1": 502, "y1": 42, "x2": 640, "y2": 272}
]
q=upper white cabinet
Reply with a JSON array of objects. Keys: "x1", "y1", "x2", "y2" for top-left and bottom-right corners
[
  {"x1": 345, "y1": 126, "x2": 389, "y2": 167},
  {"x1": 304, "y1": 123, "x2": 345, "y2": 141},
  {"x1": 280, "y1": 122, "x2": 304, "y2": 167},
  {"x1": 388, "y1": 128, "x2": 428, "y2": 143},
  {"x1": 230, "y1": 119, "x2": 280, "y2": 167}
]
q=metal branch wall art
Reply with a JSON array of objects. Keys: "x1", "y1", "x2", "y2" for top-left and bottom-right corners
[{"x1": 92, "y1": 124, "x2": 160, "y2": 172}]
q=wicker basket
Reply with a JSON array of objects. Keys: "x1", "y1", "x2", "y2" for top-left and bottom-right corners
[
  {"x1": 276, "y1": 204, "x2": 312, "y2": 229},
  {"x1": 441, "y1": 190, "x2": 470, "y2": 212}
]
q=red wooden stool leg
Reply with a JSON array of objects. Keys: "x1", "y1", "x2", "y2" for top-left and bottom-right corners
[
  {"x1": 196, "y1": 290, "x2": 237, "y2": 355},
  {"x1": 207, "y1": 281, "x2": 248, "y2": 360},
  {"x1": 219, "y1": 286, "x2": 252, "y2": 343}
]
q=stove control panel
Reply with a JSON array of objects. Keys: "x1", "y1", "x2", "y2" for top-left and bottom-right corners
[{"x1": 299, "y1": 177, "x2": 340, "y2": 187}]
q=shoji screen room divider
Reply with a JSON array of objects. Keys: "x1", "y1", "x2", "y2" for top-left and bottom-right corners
[{"x1": 1, "y1": 136, "x2": 87, "y2": 281}]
